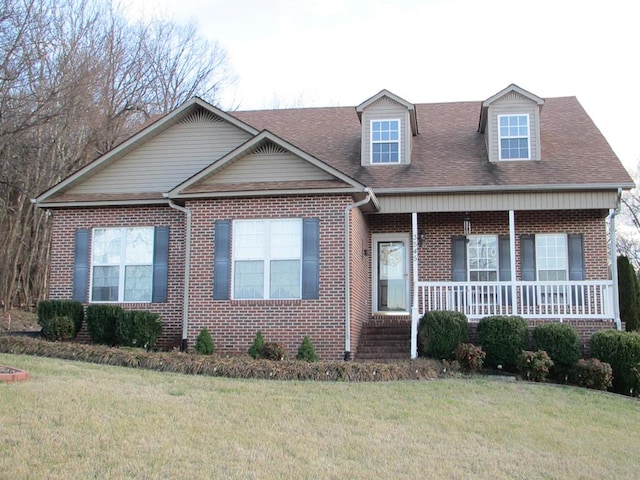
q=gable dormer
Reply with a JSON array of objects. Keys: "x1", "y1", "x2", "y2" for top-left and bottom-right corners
[
  {"x1": 478, "y1": 84, "x2": 544, "y2": 162},
  {"x1": 356, "y1": 90, "x2": 418, "y2": 166}
]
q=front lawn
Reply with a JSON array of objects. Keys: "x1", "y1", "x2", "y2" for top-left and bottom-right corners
[{"x1": 1, "y1": 353, "x2": 639, "y2": 479}]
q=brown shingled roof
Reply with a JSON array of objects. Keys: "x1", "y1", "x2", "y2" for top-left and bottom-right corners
[{"x1": 233, "y1": 97, "x2": 632, "y2": 191}]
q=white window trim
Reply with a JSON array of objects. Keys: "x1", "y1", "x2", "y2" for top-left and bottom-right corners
[
  {"x1": 497, "y1": 113, "x2": 531, "y2": 161},
  {"x1": 89, "y1": 227, "x2": 154, "y2": 303},
  {"x1": 370, "y1": 118, "x2": 401, "y2": 164},
  {"x1": 231, "y1": 219, "x2": 303, "y2": 300}
]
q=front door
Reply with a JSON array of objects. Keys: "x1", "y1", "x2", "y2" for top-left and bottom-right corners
[{"x1": 374, "y1": 235, "x2": 409, "y2": 312}]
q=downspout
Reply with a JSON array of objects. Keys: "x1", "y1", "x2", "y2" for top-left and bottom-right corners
[
  {"x1": 344, "y1": 188, "x2": 377, "y2": 361},
  {"x1": 165, "y1": 196, "x2": 192, "y2": 351},
  {"x1": 609, "y1": 188, "x2": 622, "y2": 330}
]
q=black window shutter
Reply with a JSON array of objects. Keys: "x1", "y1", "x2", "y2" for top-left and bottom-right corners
[
  {"x1": 213, "y1": 220, "x2": 231, "y2": 300},
  {"x1": 73, "y1": 229, "x2": 90, "y2": 302},
  {"x1": 568, "y1": 233, "x2": 585, "y2": 305},
  {"x1": 498, "y1": 235, "x2": 511, "y2": 281},
  {"x1": 152, "y1": 227, "x2": 169, "y2": 303},
  {"x1": 301, "y1": 218, "x2": 320, "y2": 299},
  {"x1": 498, "y1": 235, "x2": 512, "y2": 306},
  {"x1": 451, "y1": 236, "x2": 467, "y2": 281},
  {"x1": 520, "y1": 234, "x2": 536, "y2": 306},
  {"x1": 567, "y1": 234, "x2": 584, "y2": 280}
]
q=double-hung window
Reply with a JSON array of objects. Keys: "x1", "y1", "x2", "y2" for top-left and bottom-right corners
[
  {"x1": 233, "y1": 219, "x2": 302, "y2": 299},
  {"x1": 498, "y1": 114, "x2": 530, "y2": 160},
  {"x1": 535, "y1": 234, "x2": 568, "y2": 304},
  {"x1": 467, "y1": 235, "x2": 498, "y2": 282},
  {"x1": 91, "y1": 227, "x2": 154, "y2": 302},
  {"x1": 371, "y1": 119, "x2": 400, "y2": 164}
]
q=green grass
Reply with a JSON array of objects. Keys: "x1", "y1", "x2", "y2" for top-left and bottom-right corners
[{"x1": 1, "y1": 354, "x2": 639, "y2": 479}]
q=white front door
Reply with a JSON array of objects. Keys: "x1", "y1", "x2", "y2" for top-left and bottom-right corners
[{"x1": 373, "y1": 234, "x2": 409, "y2": 313}]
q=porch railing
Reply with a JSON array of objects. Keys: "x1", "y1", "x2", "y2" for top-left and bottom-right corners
[{"x1": 415, "y1": 280, "x2": 614, "y2": 321}]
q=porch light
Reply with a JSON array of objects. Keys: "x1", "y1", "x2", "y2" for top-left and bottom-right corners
[
  {"x1": 419, "y1": 233, "x2": 427, "y2": 248},
  {"x1": 464, "y1": 212, "x2": 471, "y2": 235}
]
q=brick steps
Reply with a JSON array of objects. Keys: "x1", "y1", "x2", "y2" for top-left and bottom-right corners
[{"x1": 356, "y1": 317, "x2": 412, "y2": 361}]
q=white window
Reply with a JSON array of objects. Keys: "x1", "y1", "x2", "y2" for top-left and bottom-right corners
[
  {"x1": 371, "y1": 119, "x2": 400, "y2": 164},
  {"x1": 536, "y1": 234, "x2": 568, "y2": 304},
  {"x1": 233, "y1": 219, "x2": 302, "y2": 299},
  {"x1": 467, "y1": 235, "x2": 498, "y2": 281},
  {"x1": 536, "y1": 234, "x2": 568, "y2": 281},
  {"x1": 498, "y1": 114, "x2": 530, "y2": 160},
  {"x1": 91, "y1": 227, "x2": 154, "y2": 302}
]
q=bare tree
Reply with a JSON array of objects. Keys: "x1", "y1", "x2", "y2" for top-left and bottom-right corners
[
  {"x1": 617, "y1": 163, "x2": 640, "y2": 269},
  {"x1": 0, "y1": 0, "x2": 235, "y2": 310}
]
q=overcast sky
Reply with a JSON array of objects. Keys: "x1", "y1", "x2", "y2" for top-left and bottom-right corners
[{"x1": 124, "y1": 0, "x2": 639, "y2": 171}]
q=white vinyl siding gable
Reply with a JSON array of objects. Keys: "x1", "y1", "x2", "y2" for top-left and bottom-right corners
[
  {"x1": 360, "y1": 98, "x2": 411, "y2": 166},
  {"x1": 486, "y1": 93, "x2": 541, "y2": 162},
  {"x1": 67, "y1": 115, "x2": 252, "y2": 194},
  {"x1": 201, "y1": 150, "x2": 335, "y2": 186}
]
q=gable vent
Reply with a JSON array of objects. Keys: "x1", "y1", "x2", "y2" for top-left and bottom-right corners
[
  {"x1": 372, "y1": 96, "x2": 397, "y2": 107},
  {"x1": 252, "y1": 142, "x2": 288, "y2": 155},
  {"x1": 497, "y1": 91, "x2": 529, "y2": 103},
  {"x1": 179, "y1": 110, "x2": 222, "y2": 124}
]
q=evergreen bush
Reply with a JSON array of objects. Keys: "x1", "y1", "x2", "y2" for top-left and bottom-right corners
[
  {"x1": 477, "y1": 315, "x2": 528, "y2": 370},
  {"x1": 296, "y1": 336, "x2": 318, "y2": 362},
  {"x1": 195, "y1": 328, "x2": 215, "y2": 355},
  {"x1": 37, "y1": 300, "x2": 84, "y2": 337},
  {"x1": 533, "y1": 323, "x2": 581, "y2": 377},
  {"x1": 248, "y1": 331, "x2": 265, "y2": 359},
  {"x1": 617, "y1": 255, "x2": 640, "y2": 331},
  {"x1": 41, "y1": 315, "x2": 75, "y2": 341},
  {"x1": 86, "y1": 304, "x2": 123, "y2": 345},
  {"x1": 115, "y1": 310, "x2": 162, "y2": 350},
  {"x1": 417, "y1": 310, "x2": 468, "y2": 360},
  {"x1": 590, "y1": 330, "x2": 640, "y2": 396}
]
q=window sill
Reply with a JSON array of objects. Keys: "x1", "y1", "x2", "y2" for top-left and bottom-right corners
[{"x1": 230, "y1": 299, "x2": 302, "y2": 306}]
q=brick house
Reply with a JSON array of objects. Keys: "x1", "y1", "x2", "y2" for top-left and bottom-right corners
[{"x1": 34, "y1": 84, "x2": 634, "y2": 360}]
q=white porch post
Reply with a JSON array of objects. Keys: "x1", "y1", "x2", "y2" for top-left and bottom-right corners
[
  {"x1": 411, "y1": 212, "x2": 419, "y2": 358},
  {"x1": 509, "y1": 210, "x2": 517, "y2": 316}
]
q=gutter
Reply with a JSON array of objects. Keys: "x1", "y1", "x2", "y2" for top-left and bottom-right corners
[
  {"x1": 609, "y1": 188, "x2": 623, "y2": 330},
  {"x1": 164, "y1": 195, "x2": 192, "y2": 351},
  {"x1": 344, "y1": 187, "x2": 379, "y2": 360},
  {"x1": 373, "y1": 183, "x2": 636, "y2": 195}
]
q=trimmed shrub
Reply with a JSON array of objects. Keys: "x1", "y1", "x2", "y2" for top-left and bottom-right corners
[
  {"x1": 37, "y1": 300, "x2": 84, "y2": 337},
  {"x1": 518, "y1": 350, "x2": 554, "y2": 382},
  {"x1": 590, "y1": 330, "x2": 640, "y2": 396},
  {"x1": 297, "y1": 336, "x2": 318, "y2": 362},
  {"x1": 455, "y1": 343, "x2": 485, "y2": 374},
  {"x1": 261, "y1": 342, "x2": 286, "y2": 361},
  {"x1": 477, "y1": 315, "x2": 528, "y2": 370},
  {"x1": 570, "y1": 358, "x2": 613, "y2": 391},
  {"x1": 533, "y1": 323, "x2": 581, "y2": 377},
  {"x1": 617, "y1": 255, "x2": 640, "y2": 332},
  {"x1": 115, "y1": 310, "x2": 162, "y2": 350},
  {"x1": 418, "y1": 310, "x2": 468, "y2": 360},
  {"x1": 41, "y1": 315, "x2": 75, "y2": 341},
  {"x1": 195, "y1": 328, "x2": 215, "y2": 355},
  {"x1": 248, "y1": 331, "x2": 265, "y2": 359},
  {"x1": 86, "y1": 305, "x2": 123, "y2": 345}
]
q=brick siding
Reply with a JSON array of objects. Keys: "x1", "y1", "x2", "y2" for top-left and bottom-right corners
[{"x1": 48, "y1": 203, "x2": 615, "y2": 359}]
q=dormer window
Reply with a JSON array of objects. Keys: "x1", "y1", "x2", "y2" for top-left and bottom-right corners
[
  {"x1": 498, "y1": 114, "x2": 530, "y2": 160},
  {"x1": 371, "y1": 119, "x2": 400, "y2": 164}
]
